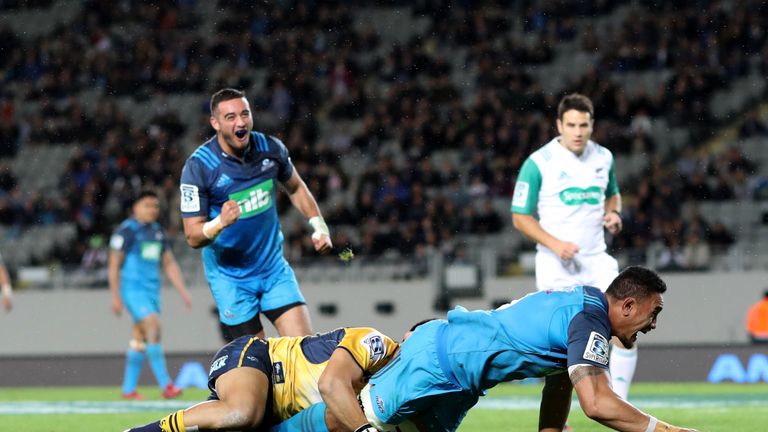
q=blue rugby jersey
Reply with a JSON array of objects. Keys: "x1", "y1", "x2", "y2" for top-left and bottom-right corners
[
  {"x1": 440, "y1": 286, "x2": 611, "y2": 395},
  {"x1": 110, "y1": 218, "x2": 169, "y2": 290},
  {"x1": 179, "y1": 132, "x2": 294, "y2": 278}
]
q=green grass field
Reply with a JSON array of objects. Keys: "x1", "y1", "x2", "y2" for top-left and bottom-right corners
[{"x1": 1, "y1": 382, "x2": 765, "y2": 431}]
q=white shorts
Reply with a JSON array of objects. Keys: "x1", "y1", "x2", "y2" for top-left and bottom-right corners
[{"x1": 535, "y1": 250, "x2": 619, "y2": 292}]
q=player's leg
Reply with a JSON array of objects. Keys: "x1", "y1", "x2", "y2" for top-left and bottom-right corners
[
  {"x1": 209, "y1": 274, "x2": 265, "y2": 341},
  {"x1": 270, "y1": 401, "x2": 330, "y2": 432},
  {"x1": 138, "y1": 312, "x2": 181, "y2": 398},
  {"x1": 267, "y1": 303, "x2": 312, "y2": 337},
  {"x1": 121, "y1": 324, "x2": 146, "y2": 399},
  {"x1": 220, "y1": 313, "x2": 265, "y2": 341},
  {"x1": 261, "y1": 259, "x2": 312, "y2": 337},
  {"x1": 535, "y1": 251, "x2": 580, "y2": 291},
  {"x1": 125, "y1": 336, "x2": 273, "y2": 432}
]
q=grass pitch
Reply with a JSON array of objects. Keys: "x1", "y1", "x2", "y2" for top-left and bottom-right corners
[{"x1": 0, "y1": 382, "x2": 765, "y2": 431}]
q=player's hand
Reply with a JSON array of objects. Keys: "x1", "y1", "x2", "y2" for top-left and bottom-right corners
[
  {"x1": 554, "y1": 241, "x2": 580, "y2": 261},
  {"x1": 111, "y1": 296, "x2": 123, "y2": 316},
  {"x1": 219, "y1": 200, "x2": 242, "y2": 228},
  {"x1": 312, "y1": 233, "x2": 333, "y2": 253},
  {"x1": 2, "y1": 295, "x2": 11, "y2": 312},
  {"x1": 181, "y1": 291, "x2": 192, "y2": 310},
  {"x1": 603, "y1": 211, "x2": 622, "y2": 235}
]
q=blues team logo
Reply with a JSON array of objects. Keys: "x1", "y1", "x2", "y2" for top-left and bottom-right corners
[{"x1": 582, "y1": 331, "x2": 609, "y2": 365}]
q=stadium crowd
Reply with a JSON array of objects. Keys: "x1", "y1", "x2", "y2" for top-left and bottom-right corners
[{"x1": 0, "y1": 0, "x2": 767, "y2": 275}]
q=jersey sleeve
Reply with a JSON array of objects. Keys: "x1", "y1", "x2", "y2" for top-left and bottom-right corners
[
  {"x1": 270, "y1": 135, "x2": 295, "y2": 183},
  {"x1": 605, "y1": 158, "x2": 619, "y2": 198},
  {"x1": 511, "y1": 157, "x2": 542, "y2": 214},
  {"x1": 337, "y1": 327, "x2": 399, "y2": 376},
  {"x1": 109, "y1": 225, "x2": 135, "y2": 253},
  {"x1": 566, "y1": 310, "x2": 611, "y2": 370},
  {"x1": 179, "y1": 158, "x2": 210, "y2": 218}
]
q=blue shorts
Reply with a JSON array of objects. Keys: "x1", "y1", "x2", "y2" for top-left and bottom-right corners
[
  {"x1": 121, "y1": 282, "x2": 160, "y2": 322},
  {"x1": 205, "y1": 257, "x2": 304, "y2": 326},
  {"x1": 365, "y1": 320, "x2": 477, "y2": 432}
]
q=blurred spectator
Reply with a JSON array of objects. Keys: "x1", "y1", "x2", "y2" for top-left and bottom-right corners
[
  {"x1": 709, "y1": 222, "x2": 736, "y2": 254},
  {"x1": 682, "y1": 232, "x2": 711, "y2": 271}
]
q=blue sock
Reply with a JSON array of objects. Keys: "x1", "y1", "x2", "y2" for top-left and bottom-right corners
[
  {"x1": 146, "y1": 343, "x2": 172, "y2": 388},
  {"x1": 271, "y1": 402, "x2": 329, "y2": 432},
  {"x1": 122, "y1": 349, "x2": 145, "y2": 394}
]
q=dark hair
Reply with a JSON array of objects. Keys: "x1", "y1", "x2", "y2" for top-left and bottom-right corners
[
  {"x1": 133, "y1": 190, "x2": 158, "y2": 205},
  {"x1": 557, "y1": 93, "x2": 594, "y2": 120},
  {"x1": 606, "y1": 266, "x2": 667, "y2": 300},
  {"x1": 763, "y1": 289, "x2": 768, "y2": 299},
  {"x1": 210, "y1": 88, "x2": 245, "y2": 115},
  {"x1": 410, "y1": 318, "x2": 436, "y2": 332}
]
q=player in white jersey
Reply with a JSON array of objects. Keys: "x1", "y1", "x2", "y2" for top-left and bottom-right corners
[{"x1": 511, "y1": 93, "x2": 636, "y2": 401}]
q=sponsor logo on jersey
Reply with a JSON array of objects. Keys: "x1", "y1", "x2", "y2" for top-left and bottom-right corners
[
  {"x1": 559, "y1": 186, "x2": 602, "y2": 205},
  {"x1": 180, "y1": 184, "x2": 200, "y2": 212},
  {"x1": 261, "y1": 159, "x2": 275, "y2": 171},
  {"x1": 272, "y1": 361, "x2": 285, "y2": 384},
  {"x1": 210, "y1": 355, "x2": 228, "y2": 374},
  {"x1": 362, "y1": 333, "x2": 386, "y2": 362},
  {"x1": 558, "y1": 171, "x2": 570, "y2": 180},
  {"x1": 582, "y1": 331, "x2": 609, "y2": 365},
  {"x1": 215, "y1": 174, "x2": 233, "y2": 188},
  {"x1": 228, "y1": 180, "x2": 274, "y2": 219},
  {"x1": 512, "y1": 181, "x2": 530, "y2": 208},
  {"x1": 140, "y1": 241, "x2": 162, "y2": 261}
]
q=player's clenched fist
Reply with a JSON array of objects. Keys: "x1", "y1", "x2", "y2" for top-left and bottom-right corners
[{"x1": 219, "y1": 200, "x2": 242, "y2": 227}]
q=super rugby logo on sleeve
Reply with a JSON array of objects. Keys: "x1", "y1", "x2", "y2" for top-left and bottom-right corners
[
  {"x1": 512, "y1": 181, "x2": 529, "y2": 208},
  {"x1": 180, "y1": 184, "x2": 200, "y2": 212},
  {"x1": 361, "y1": 332, "x2": 385, "y2": 362},
  {"x1": 582, "y1": 331, "x2": 609, "y2": 365},
  {"x1": 229, "y1": 180, "x2": 274, "y2": 219},
  {"x1": 109, "y1": 234, "x2": 124, "y2": 250}
]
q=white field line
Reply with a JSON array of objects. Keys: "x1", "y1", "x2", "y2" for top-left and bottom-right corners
[{"x1": 1, "y1": 396, "x2": 766, "y2": 415}]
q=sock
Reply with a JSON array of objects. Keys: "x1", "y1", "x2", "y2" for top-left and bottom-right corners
[
  {"x1": 122, "y1": 348, "x2": 146, "y2": 394},
  {"x1": 127, "y1": 410, "x2": 186, "y2": 432},
  {"x1": 270, "y1": 402, "x2": 329, "y2": 432},
  {"x1": 146, "y1": 343, "x2": 172, "y2": 389},
  {"x1": 609, "y1": 345, "x2": 638, "y2": 400}
]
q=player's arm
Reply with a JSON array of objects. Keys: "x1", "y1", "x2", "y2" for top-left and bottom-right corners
[
  {"x1": 281, "y1": 170, "x2": 332, "y2": 253},
  {"x1": 161, "y1": 250, "x2": 192, "y2": 309},
  {"x1": 180, "y1": 158, "x2": 241, "y2": 248},
  {"x1": 0, "y1": 262, "x2": 12, "y2": 312},
  {"x1": 603, "y1": 193, "x2": 622, "y2": 235},
  {"x1": 511, "y1": 158, "x2": 579, "y2": 260},
  {"x1": 570, "y1": 365, "x2": 697, "y2": 431},
  {"x1": 108, "y1": 249, "x2": 125, "y2": 316},
  {"x1": 317, "y1": 348, "x2": 369, "y2": 432},
  {"x1": 603, "y1": 159, "x2": 622, "y2": 235},
  {"x1": 512, "y1": 213, "x2": 579, "y2": 260},
  {"x1": 182, "y1": 200, "x2": 241, "y2": 248},
  {"x1": 538, "y1": 371, "x2": 573, "y2": 432}
]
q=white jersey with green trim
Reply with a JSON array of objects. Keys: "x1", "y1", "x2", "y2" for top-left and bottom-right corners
[{"x1": 512, "y1": 138, "x2": 618, "y2": 256}]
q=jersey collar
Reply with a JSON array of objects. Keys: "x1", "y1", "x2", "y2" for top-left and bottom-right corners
[{"x1": 214, "y1": 133, "x2": 257, "y2": 164}]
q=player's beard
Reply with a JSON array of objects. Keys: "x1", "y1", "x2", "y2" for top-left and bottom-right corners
[{"x1": 223, "y1": 129, "x2": 250, "y2": 157}]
